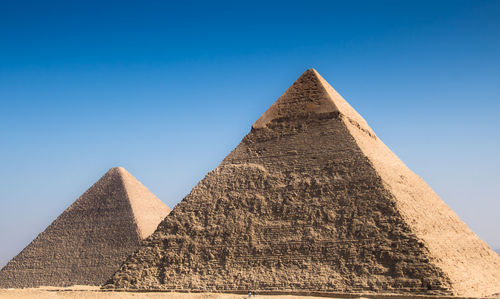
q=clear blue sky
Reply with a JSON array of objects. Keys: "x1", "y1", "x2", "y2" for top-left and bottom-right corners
[{"x1": 1, "y1": 0, "x2": 499, "y2": 266}]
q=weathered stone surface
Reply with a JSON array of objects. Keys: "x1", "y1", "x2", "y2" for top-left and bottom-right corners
[
  {"x1": 106, "y1": 70, "x2": 500, "y2": 297},
  {"x1": 0, "y1": 167, "x2": 171, "y2": 288}
]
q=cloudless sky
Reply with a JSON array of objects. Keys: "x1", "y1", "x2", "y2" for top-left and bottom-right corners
[{"x1": 1, "y1": 0, "x2": 499, "y2": 267}]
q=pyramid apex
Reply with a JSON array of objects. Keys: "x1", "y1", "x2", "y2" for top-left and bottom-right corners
[
  {"x1": 252, "y1": 69, "x2": 332, "y2": 129},
  {"x1": 252, "y1": 69, "x2": 372, "y2": 134},
  {"x1": 108, "y1": 166, "x2": 127, "y2": 172},
  {"x1": 298, "y1": 68, "x2": 321, "y2": 79},
  {"x1": 106, "y1": 167, "x2": 133, "y2": 179},
  {"x1": 89, "y1": 166, "x2": 170, "y2": 239}
]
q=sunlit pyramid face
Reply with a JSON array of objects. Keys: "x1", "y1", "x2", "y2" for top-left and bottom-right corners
[{"x1": 103, "y1": 70, "x2": 500, "y2": 297}]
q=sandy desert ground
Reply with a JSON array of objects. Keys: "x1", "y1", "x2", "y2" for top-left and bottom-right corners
[
  {"x1": 0, "y1": 287, "x2": 352, "y2": 299},
  {"x1": 2, "y1": 286, "x2": 497, "y2": 299}
]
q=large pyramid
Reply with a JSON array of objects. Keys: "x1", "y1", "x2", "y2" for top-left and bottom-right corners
[
  {"x1": 0, "y1": 167, "x2": 171, "y2": 288},
  {"x1": 107, "y1": 70, "x2": 500, "y2": 297}
]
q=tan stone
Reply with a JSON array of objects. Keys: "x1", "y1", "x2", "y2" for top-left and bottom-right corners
[
  {"x1": 107, "y1": 70, "x2": 500, "y2": 297},
  {"x1": 0, "y1": 167, "x2": 171, "y2": 288}
]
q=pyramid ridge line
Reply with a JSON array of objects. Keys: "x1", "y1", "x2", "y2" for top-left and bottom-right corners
[
  {"x1": 308, "y1": 69, "x2": 377, "y2": 139},
  {"x1": 113, "y1": 168, "x2": 143, "y2": 239},
  {"x1": 115, "y1": 168, "x2": 171, "y2": 239}
]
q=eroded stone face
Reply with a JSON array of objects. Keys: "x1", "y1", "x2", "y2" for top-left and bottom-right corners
[
  {"x1": 0, "y1": 167, "x2": 170, "y2": 288},
  {"x1": 107, "y1": 69, "x2": 500, "y2": 297},
  {"x1": 110, "y1": 116, "x2": 449, "y2": 294}
]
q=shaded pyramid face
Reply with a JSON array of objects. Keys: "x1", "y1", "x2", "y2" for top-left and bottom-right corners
[
  {"x1": 108, "y1": 70, "x2": 500, "y2": 296},
  {"x1": 0, "y1": 167, "x2": 171, "y2": 288}
]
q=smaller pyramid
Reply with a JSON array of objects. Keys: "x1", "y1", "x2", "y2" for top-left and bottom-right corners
[{"x1": 0, "y1": 167, "x2": 171, "y2": 288}]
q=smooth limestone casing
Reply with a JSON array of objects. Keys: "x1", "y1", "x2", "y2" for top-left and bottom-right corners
[
  {"x1": 107, "y1": 70, "x2": 500, "y2": 297},
  {"x1": 0, "y1": 167, "x2": 170, "y2": 288}
]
